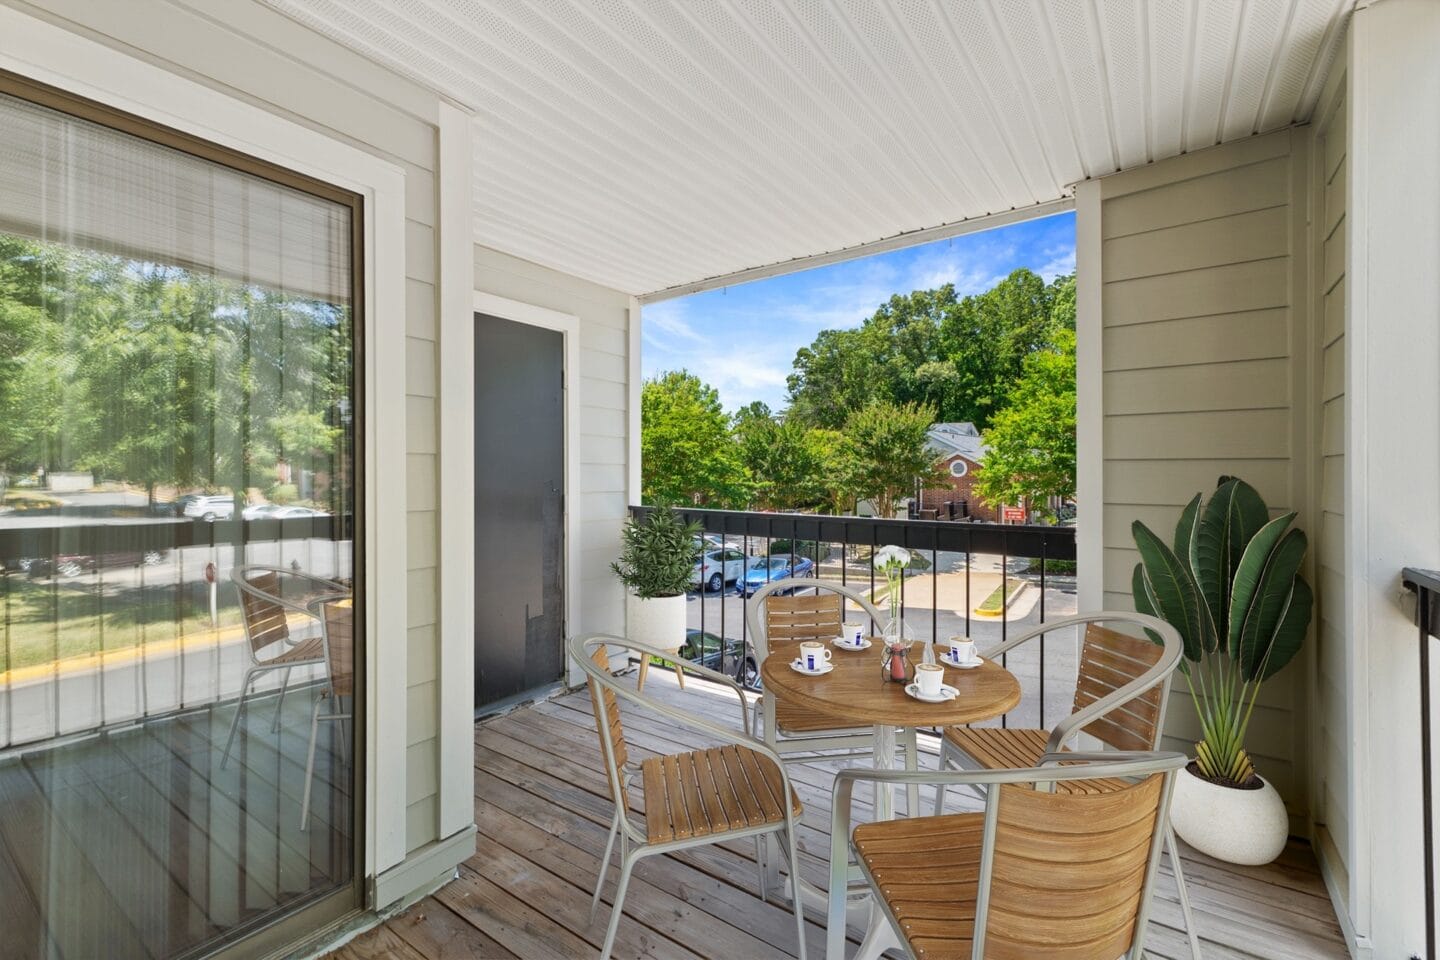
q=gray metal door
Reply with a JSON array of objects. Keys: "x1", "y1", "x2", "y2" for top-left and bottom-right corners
[{"x1": 474, "y1": 313, "x2": 565, "y2": 708}]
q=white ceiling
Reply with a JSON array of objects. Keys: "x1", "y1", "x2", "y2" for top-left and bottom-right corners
[{"x1": 264, "y1": 0, "x2": 1352, "y2": 298}]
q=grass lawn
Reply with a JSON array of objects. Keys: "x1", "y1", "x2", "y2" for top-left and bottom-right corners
[
  {"x1": 975, "y1": 580, "x2": 1023, "y2": 614},
  {"x1": 0, "y1": 575, "x2": 241, "y2": 674}
]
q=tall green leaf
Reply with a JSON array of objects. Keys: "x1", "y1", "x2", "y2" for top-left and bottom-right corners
[
  {"x1": 1191, "y1": 479, "x2": 1268, "y2": 645},
  {"x1": 1254, "y1": 575, "x2": 1313, "y2": 681},
  {"x1": 1227, "y1": 512, "x2": 1296, "y2": 656},
  {"x1": 1173, "y1": 493, "x2": 1202, "y2": 577},
  {"x1": 1236, "y1": 528, "x2": 1309, "y2": 679},
  {"x1": 1133, "y1": 520, "x2": 1206, "y2": 661},
  {"x1": 1131, "y1": 562, "x2": 1166, "y2": 647}
]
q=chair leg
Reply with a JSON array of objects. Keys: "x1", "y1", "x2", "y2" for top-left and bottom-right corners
[
  {"x1": 754, "y1": 835, "x2": 768, "y2": 901},
  {"x1": 220, "y1": 668, "x2": 257, "y2": 769},
  {"x1": 599, "y1": 850, "x2": 638, "y2": 960},
  {"x1": 300, "y1": 695, "x2": 324, "y2": 831},
  {"x1": 902, "y1": 728, "x2": 919, "y2": 816},
  {"x1": 779, "y1": 824, "x2": 807, "y2": 960},
  {"x1": 271, "y1": 665, "x2": 293, "y2": 733},
  {"x1": 1167, "y1": 827, "x2": 1203, "y2": 959},
  {"x1": 592, "y1": 811, "x2": 621, "y2": 922},
  {"x1": 762, "y1": 832, "x2": 782, "y2": 898},
  {"x1": 934, "y1": 736, "x2": 956, "y2": 815},
  {"x1": 636, "y1": 658, "x2": 649, "y2": 692}
]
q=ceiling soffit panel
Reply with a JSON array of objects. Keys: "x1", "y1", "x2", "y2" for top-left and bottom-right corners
[{"x1": 263, "y1": 0, "x2": 1353, "y2": 298}]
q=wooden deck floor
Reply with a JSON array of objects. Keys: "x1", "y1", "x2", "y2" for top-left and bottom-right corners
[
  {"x1": 334, "y1": 671, "x2": 1349, "y2": 960},
  {"x1": 0, "y1": 688, "x2": 352, "y2": 960}
]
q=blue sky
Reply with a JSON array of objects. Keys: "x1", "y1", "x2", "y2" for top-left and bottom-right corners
[{"x1": 641, "y1": 210, "x2": 1076, "y2": 413}]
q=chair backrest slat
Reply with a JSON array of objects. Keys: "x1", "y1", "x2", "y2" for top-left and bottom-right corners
[
  {"x1": 1072, "y1": 624, "x2": 1167, "y2": 752},
  {"x1": 238, "y1": 571, "x2": 290, "y2": 653},
  {"x1": 984, "y1": 774, "x2": 1165, "y2": 959},
  {"x1": 764, "y1": 593, "x2": 844, "y2": 649},
  {"x1": 586, "y1": 645, "x2": 629, "y2": 808},
  {"x1": 321, "y1": 601, "x2": 354, "y2": 698}
]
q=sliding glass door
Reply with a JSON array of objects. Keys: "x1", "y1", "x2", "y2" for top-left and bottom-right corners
[{"x1": 0, "y1": 73, "x2": 362, "y2": 958}]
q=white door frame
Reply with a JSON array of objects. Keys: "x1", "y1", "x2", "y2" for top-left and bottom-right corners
[{"x1": 472, "y1": 291, "x2": 581, "y2": 690}]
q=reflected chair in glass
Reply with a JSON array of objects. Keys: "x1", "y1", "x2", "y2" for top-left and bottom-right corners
[
  {"x1": 827, "y1": 751, "x2": 1189, "y2": 960},
  {"x1": 221, "y1": 564, "x2": 349, "y2": 768},
  {"x1": 301, "y1": 598, "x2": 352, "y2": 830},
  {"x1": 933, "y1": 611, "x2": 1201, "y2": 958},
  {"x1": 570, "y1": 633, "x2": 807, "y2": 960}
]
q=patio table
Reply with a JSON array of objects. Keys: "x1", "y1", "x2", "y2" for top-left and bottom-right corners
[{"x1": 760, "y1": 642, "x2": 1020, "y2": 959}]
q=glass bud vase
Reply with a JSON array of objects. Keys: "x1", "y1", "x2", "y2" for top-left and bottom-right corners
[{"x1": 879, "y1": 619, "x2": 914, "y2": 684}]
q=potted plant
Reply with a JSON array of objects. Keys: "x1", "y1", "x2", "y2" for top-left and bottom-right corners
[
  {"x1": 611, "y1": 507, "x2": 702, "y2": 687},
  {"x1": 1131, "y1": 477, "x2": 1312, "y2": 865}
]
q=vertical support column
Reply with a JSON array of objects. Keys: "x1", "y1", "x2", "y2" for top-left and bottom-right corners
[
  {"x1": 1073, "y1": 180, "x2": 1104, "y2": 614},
  {"x1": 436, "y1": 100, "x2": 477, "y2": 843}
]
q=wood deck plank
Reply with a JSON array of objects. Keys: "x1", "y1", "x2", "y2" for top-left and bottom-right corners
[{"x1": 337, "y1": 670, "x2": 1348, "y2": 960}]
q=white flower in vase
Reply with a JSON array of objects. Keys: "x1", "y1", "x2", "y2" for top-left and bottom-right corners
[{"x1": 872, "y1": 545, "x2": 912, "y2": 637}]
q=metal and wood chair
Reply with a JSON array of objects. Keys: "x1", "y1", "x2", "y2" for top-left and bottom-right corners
[
  {"x1": 934, "y1": 611, "x2": 1202, "y2": 958},
  {"x1": 301, "y1": 598, "x2": 352, "y2": 830},
  {"x1": 743, "y1": 579, "x2": 916, "y2": 765},
  {"x1": 571, "y1": 633, "x2": 807, "y2": 960},
  {"x1": 828, "y1": 751, "x2": 1190, "y2": 960},
  {"x1": 221, "y1": 564, "x2": 348, "y2": 768}
]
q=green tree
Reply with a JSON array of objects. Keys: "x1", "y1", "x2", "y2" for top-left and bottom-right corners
[
  {"x1": 786, "y1": 270, "x2": 1074, "y2": 431},
  {"x1": 641, "y1": 371, "x2": 752, "y2": 507},
  {"x1": 841, "y1": 400, "x2": 946, "y2": 517},
  {"x1": 734, "y1": 412, "x2": 838, "y2": 511},
  {"x1": 974, "y1": 329, "x2": 1076, "y2": 518}
]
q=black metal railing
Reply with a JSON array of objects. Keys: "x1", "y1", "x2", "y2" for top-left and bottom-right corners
[
  {"x1": 1405, "y1": 567, "x2": 1440, "y2": 959},
  {"x1": 632, "y1": 505, "x2": 1078, "y2": 729}
]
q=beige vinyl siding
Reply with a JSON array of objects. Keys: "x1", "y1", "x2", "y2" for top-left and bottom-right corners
[
  {"x1": 18, "y1": 0, "x2": 450, "y2": 854},
  {"x1": 474, "y1": 246, "x2": 632, "y2": 644},
  {"x1": 1311, "y1": 65, "x2": 1350, "y2": 895},
  {"x1": 1097, "y1": 128, "x2": 1312, "y2": 816}
]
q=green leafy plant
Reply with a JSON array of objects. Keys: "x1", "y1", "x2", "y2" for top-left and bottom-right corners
[
  {"x1": 1131, "y1": 477, "x2": 1312, "y2": 786},
  {"x1": 610, "y1": 507, "x2": 703, "y2": 599}
]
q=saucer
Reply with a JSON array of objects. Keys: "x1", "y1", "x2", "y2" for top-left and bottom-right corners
[
  {"x1": 940, "y1": 653, "x2": 984, "y2": 670},
  {"x1": 905, "y1": 682, "x2": 959, "y2": 703},
  {"x1": 790, "y1": 659, "x2": 834, "y2": 676},
  {"x1": 831, "y1": 637, "x2": 873, "y2": 651}
]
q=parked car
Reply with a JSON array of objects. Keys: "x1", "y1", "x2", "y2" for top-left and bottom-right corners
[
  {"x1": 677, "y1": 630, "x2": 758, "y2": 688},
  {"x1": 183, "y1": 495, "x2": 235, "y2": 521},
  {"x1": 29, "y1": 549, "x2": 167, "y2": 578},
  {"x1": 691, "y1": 547, "x2": 748, "y2": 593},
  {"x1": 737, "y1": 555, "x2": 815, "y2": 597},
  {"x1": 242, "y1": 503, "x2": 328, "y2": 521}
]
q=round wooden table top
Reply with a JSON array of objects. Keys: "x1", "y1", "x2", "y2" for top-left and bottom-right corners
[{"x1": 760, "y1": 642, "x2": 1021, "y2": 727}]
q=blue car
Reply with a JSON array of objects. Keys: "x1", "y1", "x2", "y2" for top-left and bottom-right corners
[{"x1": 737, "y1": 555, "x2": 815, "y2": 597}]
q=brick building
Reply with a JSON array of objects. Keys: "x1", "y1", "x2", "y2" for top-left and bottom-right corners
[{"x1": 917, "y1": 422, "x2": 999, "y2": 522}]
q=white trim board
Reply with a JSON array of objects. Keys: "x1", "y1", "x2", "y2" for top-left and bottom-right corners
[
  {"x1": 1073, "y1": 180, "x2": 1103, "y2": 613},
  {"x1": 472, "y1": 292, "x2": 584, "y2": 690},
  {"x1": 435, "y1": 100, "x2": 477, "y2": 844},
  {"x1": 636, "y1": 198, "x2": 1075, "y2": 304},
  {"x1": 0, "y1": 5, "x2": 410, "y2": 880}
]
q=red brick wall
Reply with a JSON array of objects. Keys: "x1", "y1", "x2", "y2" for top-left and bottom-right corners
[{"x1": 919, "y1": 455, "x2": 997, "y2": 521}]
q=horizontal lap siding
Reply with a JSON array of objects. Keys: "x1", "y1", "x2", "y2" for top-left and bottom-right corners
[
  {"x1": 474, "y1": 247, "x2": 631, "y2": 646},
  {"x1": 1098, "y1": 130, "x2": 1309, "y2": 819},
  {"x1": 1313, "y1": 75, "x2": 1349, "y2": 886},
  {"x1": 30, "y1": 0, "x2": 448, "y2": 855}
]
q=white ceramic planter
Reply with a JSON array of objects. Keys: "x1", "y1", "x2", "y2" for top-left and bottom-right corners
[
  {"x1": 1170, "y1": 766, "x2": 1289, "y2": 866},
  {"x1": 626, "y1": 592, "x2": 686, "y2": 655}
]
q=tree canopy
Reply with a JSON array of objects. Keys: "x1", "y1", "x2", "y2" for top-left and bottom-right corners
[
  {"x1": 840, "y1": 400, "x2": 947, "y2": 518},
  {"x1": 972, "y1": 328, "x2": 1077, "y2": 516},
  {"x1": 640, "y1": 370, "x2": 751, "y2": 507},
  {"x1": 785, "y1": 268, "x2": 1074, "y2": 431},
  {"x1": 0, "y1": 234, "x2": 352, "y2": 509}
]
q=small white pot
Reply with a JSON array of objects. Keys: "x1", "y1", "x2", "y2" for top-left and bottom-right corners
[
  {"x1": 625, "y1": 592, "x2": 686, "y2": 655},
  {"x1": 1170, "y1": 765, "x2": 1289, "y2": 866}
]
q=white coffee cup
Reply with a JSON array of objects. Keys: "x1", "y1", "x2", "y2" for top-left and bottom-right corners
[
  {"x1": 948, "y1": 636, "x2": 977, "y2": 664},
  {"x1": 916, "y1": 662, "x2": 945, "y2": 697},
  {"x1": 799, "y1": 642, "x2": 832, "y2": 672},
  {"x1": 841, "y1": 621, "x2": 865, "y2": 646}
]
